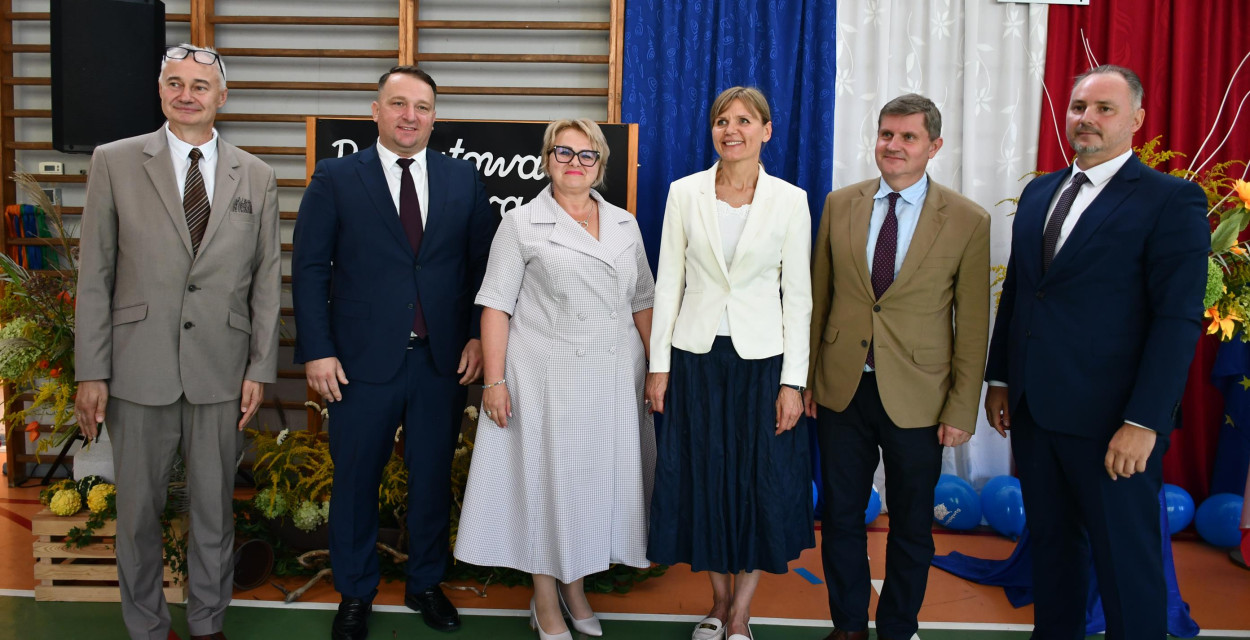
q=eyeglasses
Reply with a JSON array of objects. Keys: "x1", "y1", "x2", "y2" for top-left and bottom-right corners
[
  {"x1": 549, "y1": 145, "x2": 601, "y2": 167},
  {"x1": 164, "y1": 46, "x2": 226, "y2": 80}
]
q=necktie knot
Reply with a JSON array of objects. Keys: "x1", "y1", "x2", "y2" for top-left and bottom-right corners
[
  {"x1": 887, "y1": 191, "x2": 901, "y2": 207},
  {"x1": 189, "y1": 147, "x2": 202, "y2": 162},
  {"x1": 397, "y1": 157, "x2": 414, "y2": 171},
  {"x1": 1069, "y1": 172, "x2": 1088, "y2": 188}
]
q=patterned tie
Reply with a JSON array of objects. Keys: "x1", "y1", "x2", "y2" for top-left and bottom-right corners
[
  {"x1": 1041, "y1": 172, "x2": 1089, "y2": 272},
  {"x1": 183, "y1": 148, "x2": 210, "y2": 255},
  {"x1": 866, "y1": 192, "x2": 901, "y2": 368},
  {"x1": 396, "y1": 158, "x2": 428, "y2": 337}
]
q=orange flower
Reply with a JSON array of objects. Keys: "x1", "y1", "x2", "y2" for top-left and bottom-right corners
[
  {"x1": 1235, "y1": 179, "x2": 1250, "y2": 208},
  {"x1": 1206, "y1": 306, "x2": 1242, "y2": 341},
  {"x1": 25, "y1": 421, "x2": 40, "y2": 442},
  {"x1": 37, "y1": 360, "x2": 49, "y2": 369},
  {"x1": 1232, "y1": 245, "x2": 1248, "y2": 256},
  {"x1": 47, "y1": 367, "x2": 61, "y2": 378}
]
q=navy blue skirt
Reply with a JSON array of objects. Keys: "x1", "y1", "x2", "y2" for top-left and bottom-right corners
[{"x1": 647, "y1": 336, "x2": 814, "y2": 574}]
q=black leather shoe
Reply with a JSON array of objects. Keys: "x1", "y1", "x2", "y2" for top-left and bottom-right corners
[
  {"x1": 331, "y1": 596, "x2": 372, "y2": 640},
  {"x1": 405, "y1": 585, "x2": 461, "y2": 632}
]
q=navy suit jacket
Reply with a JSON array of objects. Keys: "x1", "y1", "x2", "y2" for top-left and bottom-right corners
[
  {"x1": 985, "y1": 154, "x2": 1208, "y2": 439},
  {"x1": 292, "y1": 144, "x2": 496, "y2": 382}
]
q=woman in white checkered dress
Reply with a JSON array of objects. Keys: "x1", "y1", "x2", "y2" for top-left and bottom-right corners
[{"x1": 454, "y1": 119, "x2": 656, "y2": 640}]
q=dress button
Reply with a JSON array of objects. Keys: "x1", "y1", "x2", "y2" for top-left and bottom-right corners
[
  {"x1": 610, "y1": 312, "x2": 618, "y2": 319},
  {"x1": 609, "y1": 346, "x2": 617, "y2": 354},
  {"x1": 183, "y1": 321, "x2": 194, "y2": 329},
  {"x1": 187, "y1": 284, "x2": 198, "y2": 292},
  {"x1": 578, "y1": 313, "x2": 586, "y2": 321},
  {"x1": 576, "y1": 348, "x2": 585, "y2": 356}
]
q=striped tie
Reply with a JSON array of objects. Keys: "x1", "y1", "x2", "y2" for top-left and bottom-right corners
[{"x1": 184, "y1": 148, "x2": 210, "y2": 254}]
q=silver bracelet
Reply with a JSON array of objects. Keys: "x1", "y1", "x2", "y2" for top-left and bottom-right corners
[{"x1": 481, "y1": 378, "x2": 506, "y2": 389}]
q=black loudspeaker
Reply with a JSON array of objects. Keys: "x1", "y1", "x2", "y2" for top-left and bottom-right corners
[{"x1": 51, "y1": 0, "x2": 166, "y2": 154}]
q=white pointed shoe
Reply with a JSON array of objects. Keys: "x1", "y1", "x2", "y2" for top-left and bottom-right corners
[
  {"x1": 692, "y1": 616, "x2": 726, "y2": 640},
  {"x1": 557, "y1": 589, "x2": 603, "y2": 636},
  {"x1": 530, "y1": 597, "x2": 573, "y2": 640},
  {"x1": 726, "y1": 623, "x2": 752, "y2": 640}
]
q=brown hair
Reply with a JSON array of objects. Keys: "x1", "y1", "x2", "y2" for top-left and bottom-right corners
[
  {"x1": 708, "y1": 86, "x2": 772, "y2": 130},
  {"x1": 377, "y1": 65, "x2": 438, "y2": 97}
]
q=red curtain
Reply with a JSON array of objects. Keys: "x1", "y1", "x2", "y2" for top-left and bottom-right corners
[{"x1": 1040, "y1": 1, "x2": 1250, "y2": 501}]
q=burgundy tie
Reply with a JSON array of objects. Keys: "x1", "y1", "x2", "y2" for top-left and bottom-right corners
[
  {"x1": 866, "y1": 192, "x2": 901, "y2": 368},
  {"x1": 396, "y1": 158, "x2": 428, "y2": 337},
  {"x1": 1041, "y1": 172, "x2": 1089, "y2": 272}
]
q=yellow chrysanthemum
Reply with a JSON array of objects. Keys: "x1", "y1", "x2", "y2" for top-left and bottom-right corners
[
  {"x1": 49, "y1": 488, "x2": 81, "y2": 516},
  {"x1": 87, "y1": 484, "x2": 116, "y2": 514},
  {"x1": 1234, "y1": 179, "x2": 1250, "y2": 209}
]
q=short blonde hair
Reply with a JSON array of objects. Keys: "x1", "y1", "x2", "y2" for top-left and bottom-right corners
[
  {"x1": 540, "y1": 118, "x2": 610, "y2": 189},
  {"x1": 708, "y1": 86, "x2": 771, "y2": 130}
]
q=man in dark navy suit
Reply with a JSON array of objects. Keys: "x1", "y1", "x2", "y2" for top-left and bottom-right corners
[
  {"x1": 292, "y1": 66, "x2": 496, "y2": 639},
  {"x1": 984, "y1": 65, "x2": 1209, "y2": 640}
]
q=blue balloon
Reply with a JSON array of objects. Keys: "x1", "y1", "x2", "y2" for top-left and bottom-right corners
[
  {"x1": 865, "y1": 485, "x2": 882, "y2": 525},
  {"x1": 1195, "y1": 493, "x2": 1244, "y2": 548},
  {"x1": 981, "y1": 475, "x2": 1026, "y2": 538},
  {"x1": 1162, "y1": 484, "x2": 1196, "y2": 535},
  {"x1": 933, "y1": 475, "x2": 982, "y2": 530}
]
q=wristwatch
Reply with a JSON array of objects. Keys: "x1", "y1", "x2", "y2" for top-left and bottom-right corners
[{"x1": 781, "y1": 383, "x2": 805, "y2": 393}]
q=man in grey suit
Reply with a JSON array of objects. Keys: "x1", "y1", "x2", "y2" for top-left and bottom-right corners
[{"x1": 74, "y1": 44, "x2": 280, "y2": 640}]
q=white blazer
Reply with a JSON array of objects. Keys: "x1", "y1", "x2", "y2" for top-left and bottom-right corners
[{"x1": 649, "y1": 162, "x2": 812, "y2": 386}]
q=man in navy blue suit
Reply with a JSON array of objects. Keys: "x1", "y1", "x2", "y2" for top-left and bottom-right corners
[
  {"x1": 292, "y1": 66, "x2": 496, "y2": 639},
  {"x1": 984, "y1": 65, "x2": 1209, "y2": 640}
]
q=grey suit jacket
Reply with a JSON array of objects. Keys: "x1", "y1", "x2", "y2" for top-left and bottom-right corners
[{"x1": 75, "y1": 128, "x2": 281, "y2": 406}]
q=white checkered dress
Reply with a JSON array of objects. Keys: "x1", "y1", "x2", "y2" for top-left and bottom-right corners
[{"x1": 454, "y1": 186, "x2": 657, "y2": 582}]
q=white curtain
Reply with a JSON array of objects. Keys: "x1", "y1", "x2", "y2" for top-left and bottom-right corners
[{"x1": 833, "y1": 0, "x2": 1050, "y2": 496}]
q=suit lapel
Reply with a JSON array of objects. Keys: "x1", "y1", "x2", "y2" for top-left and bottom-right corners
[
  {"x1": 544, "y1": 188, "x2": 630, "y2": 267},
  {"x1": 1044, "y1": 157, "x2": 1141, "y2": 279},
  {"x1": 142, "y1": 132, "x2": 194, "y2": 257},
  {"x1": 198, "y1": 141, "x2": 241, "y2": 253},
  {"x1": 697, "y1": 163, "x2": 731, "y2": 281},
  {"x1": 848, "y1": 183, "x2": 875, "y2": 299},
  {"x1": 1018, "y1": 169, "x2": 1069, "y2": 280},
  {"x1": 355, "y1": 145, "x2": 413, "y2": 256},
  {"x1": 888, "y1": 180, "x2": 949, "y2": 293}
]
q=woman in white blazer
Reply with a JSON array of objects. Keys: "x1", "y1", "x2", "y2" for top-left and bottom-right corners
[{"x1": 645, "y1": 87, "x2": 814, "y2": 640}]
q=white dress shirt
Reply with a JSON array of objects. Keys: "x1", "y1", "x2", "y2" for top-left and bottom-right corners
[
  {"x1": 715, "y1": 200, "x2": 751, "y2": 335},
  {"x1": 1044, "y1": 149, "x2": 1133, "y2": 256},
  {"x1": 375, "y1": 140, "x2": 429, "y2": 227},
  {"x1": 165, "y1": 123, "x2": 219, "y2": 201}
]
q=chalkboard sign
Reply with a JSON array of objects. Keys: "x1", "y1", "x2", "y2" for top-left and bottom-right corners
[{"x1": 307, "y1": 118, "x2": 638, "y2": 216}]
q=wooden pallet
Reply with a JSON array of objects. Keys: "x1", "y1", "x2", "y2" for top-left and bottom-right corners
[{"x1": 31, "y1": 508, "x2": 187, "y2": 603}]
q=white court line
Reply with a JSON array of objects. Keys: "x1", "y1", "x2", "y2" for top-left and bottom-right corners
[{"x1": 4, "y1": 592, "x2": 1248, "y2": 636}]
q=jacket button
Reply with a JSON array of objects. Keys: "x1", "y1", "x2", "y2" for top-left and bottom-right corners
[
  {"x1": 414, "y1": 265, "x2": 422, "y2": 272},
  {"x1": 187, "y1": 284, "x2": 198, "y2": 292},
  {"x1": 1035, "y1": 291, "x2": 1045, "y2": 299},
  {"x1": 183, "y1": 321, "x2": 194, "y2": 329},
  {"x1": 407, "y1": 303, "x2": 414, "y2": 309},
  {"x1": 1026, "y1": 330, "x2": 1032, "y2": 337},
  {"x1": 860, "y1": 340, "x2": 868, "y2": 347},
  {"x1": 873, "y1": 304, "x2": 881, "y2": 312}
]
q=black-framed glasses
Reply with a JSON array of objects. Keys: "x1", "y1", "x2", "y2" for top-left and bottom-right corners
[
  {"x1": 164, "y1": 46, "x2": 226, "y2": 80},
  {"x1": 549, "y1": 145, "x2": 601, "y2": 167}
]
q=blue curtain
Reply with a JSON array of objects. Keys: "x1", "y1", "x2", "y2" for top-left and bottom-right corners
[{"x1": 622, "y1": 0, "x2": 837, "y2": 267}]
